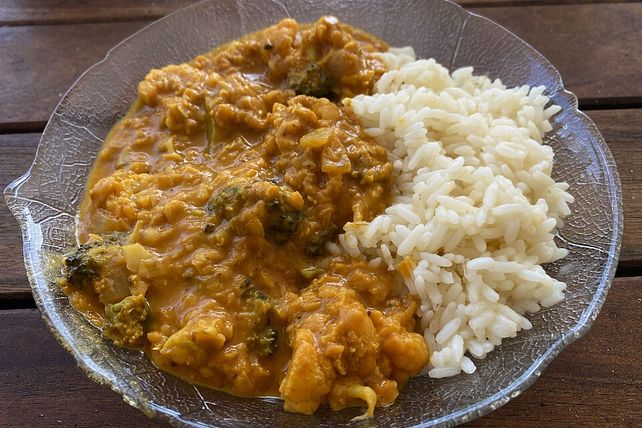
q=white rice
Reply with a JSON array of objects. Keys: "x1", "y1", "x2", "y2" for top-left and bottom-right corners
[{"x1": 339, "y1": 47, "x2": 573, "y2": 378}]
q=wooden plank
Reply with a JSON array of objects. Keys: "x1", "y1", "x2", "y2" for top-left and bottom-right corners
[
  {"x1": 0, "y1": 286, "x2": 33, "y2": 309},
  {"x1": 1, "y1": 110, "x2": 640, "y2": 295},
  {"x1": 468, "y1": 3, "x2": 642, "y2": 108},
  {"x1": 1, "y1": 276, "x2": 639, "y2": 426},
  {"x1": 459, "y1": 0, "x2": 639, "y2": 6},
  {"x1": 0, "y1": 308, "x2": 159, "y2": 427},
  {"x1": 0, "y1": 21, "x2": 149, "y2": 131},
  {"x1": 465, "y1": 276, "x2": 642, "y2": 426},
  {"x1": 0, "y1": 0, "x2": 636, "y2": 25},
  {"x1": 0, "y1": 3, "x2": 641, "y2": 129},
  {"x1": 0, "y1": 133, "x2": 38, "y2": 296},
  {"x1": 587, "y1": 109, "x2": 642, "y2": 269},
  {"x1": 0, "y1": 0, "x2": 197, "y2": 26}
]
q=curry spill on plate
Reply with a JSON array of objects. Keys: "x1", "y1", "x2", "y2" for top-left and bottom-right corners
[{"x1": 57, "y1": 17, "x2": 573, "y2": 418}]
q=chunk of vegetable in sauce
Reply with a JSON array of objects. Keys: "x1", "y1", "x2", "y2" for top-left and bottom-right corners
[
  {"x1": 103, "y1": 295, "x2": 149, "y2": 347},
  {"x1": 248, "y1": 327, "x2": 279, "y2": 357},
  {"x1": 265, "y1": 198, "x2": 302, "y2": 244},
  {"x1": 289, "y1": 64, "x2": 334, "y2": 98}
]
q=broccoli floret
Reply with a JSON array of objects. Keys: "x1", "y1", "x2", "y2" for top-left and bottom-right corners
[
  {"x1": 240, "y1": 278, "x2": 269, "y2": 310},
  {"x1": 206, "y1": 185, "x2": 245, "y2": 219},
  {"x1": 288, "y1": 64, "x2": 334, "y2": 98},
  {"x1": 64, "y1": 242, "x2": 100, "y2": 288},
  {"x1": 64, "y1": 234, "x2": 126, "y2": 288},
  {"x1": 265, "y1": 198, "x2": 302, "y2": 244},
  {"x1": 103, "y1": 295, "x2": 149, "y2": 348},
  {"x1": 268, "y1": 212, "x2": 301, "y2": 244},
  {"x1": 62, "y1": 236, "x2": 132, "y2": 304},
  {"x1": 242, "y1": 286, "x2": 268, "y2": 301},
  {"x1": 304, "y1": 224, "x2": 339, "y2": 257},
  {"x1": 236, "y1": 277, "x2": 277, "y2": 356},
  {"x1": 248, "y1": 326, "x2": 278, "y2": 357}
]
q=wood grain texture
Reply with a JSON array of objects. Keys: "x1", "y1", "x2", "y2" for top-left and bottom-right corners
[
  {"x1": 0, "y1": 276, "x2": 639, "y2": 427},
  {"x1": 1, "y1": 3, "x2": 642, "y2": 128},
  {"x1": 459, "y1": 0, "x2": 639, "y2": 6},
  {"x1": 469, "y1": 3, "x2": 642, "y2": 107},
  {"x1": 0, "y1": 21, "x2": 149, "y2": 131},
  {"x1": 2, "y1": 109, "x2": 639, "y2": 293},
  {"x1": 465, "y1": 277, "x2": 642, "y2": 426},
  {"x1": 0, "y1": 286, "x2": 32, "y2": 310},
  {"x1": 587, "y1": 109, "x2": 642, "y2": 269},
  {"x1": 0, "y1": 134, "x2": 39, "y2": 294},
  {"x1": 0, "y1": 0, "x2": 198, "y2": 25},
  {"x1": 0, "y1": 2, "x2": 640, "y2": 426},
  {"x1": 0, "y1": 308, "x2": 156, "y2": 427},
  {"x1": 0, "y1": 0, "x2": 635, "y2": 25}
]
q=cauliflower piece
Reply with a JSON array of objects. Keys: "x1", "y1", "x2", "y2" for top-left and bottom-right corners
[
  {"x1": 279, "y1": 328, "x2": 334, "y2": 415},
  {"x1": 160, "y1": 316, "x2": 233, "y2": 367}
]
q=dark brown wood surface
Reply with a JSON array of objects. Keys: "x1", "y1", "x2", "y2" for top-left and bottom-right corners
[
  {"x1": 1, "y1": 276, "x2": 640, "y2": 427},
  {"x1": 1, "y1": 2, "x2": 641, "y2": 130},
  {"x1": 1, "y1": 0, "x2": 633, "y2": 25},
  {"x1": 1, "y1": 1, "x2": 640, "y2": 427},
  {"x1": 0, "y1": 0, "x2": 197, "y2": 25}
]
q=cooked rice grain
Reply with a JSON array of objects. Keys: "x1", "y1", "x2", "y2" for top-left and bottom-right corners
[{"x1": 340, "y1": 48, "x2": 573, "y2": 378}]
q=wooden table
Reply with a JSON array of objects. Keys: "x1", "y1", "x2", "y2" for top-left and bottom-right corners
[{"x1": 1, "y1": 1, "x2": 641, "y2": 426}]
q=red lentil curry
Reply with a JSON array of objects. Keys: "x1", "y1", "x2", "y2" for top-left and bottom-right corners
[{"x1": 59, "y1": 17, "x2": 429, "y2": 418}]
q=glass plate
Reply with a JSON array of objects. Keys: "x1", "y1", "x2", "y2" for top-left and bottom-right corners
[{"x1": 4, "y1": 0, "x2": 622, "y2": 426}]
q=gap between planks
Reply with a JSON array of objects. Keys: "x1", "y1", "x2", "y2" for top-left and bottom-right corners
[{"x1": 0, "y1": 0, "x2": 640, "y2": 26}]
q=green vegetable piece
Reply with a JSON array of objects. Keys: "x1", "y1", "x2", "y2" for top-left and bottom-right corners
[
  {"x1": 63, "y1": 235, "x2": 123, "y2": 287},
  {"x1": 240, "y1": 277, "x2": 268, "y2": 301},
  {"x1": 64, "y1": 242, "x2": 100, "y2": 287},
  {"x1": 206, "y1": 185, "x2": 244, "y2": 218},
  {"x1": 304, "y1": 224, "x2": 339, "y2": 257},
  {"x1": 248, "y1": 327, "x2": 278, "y2": 357},
  {"x1": 267, "y1": 212, "x2": 301, "y2": 244},
  {"x1": 300, "y1": 266, "x2": 324, "y2": 280},
  {"x1": 240, "y1": 276, "x2": 252, "y2": 289},
  {"x1": 242, "y1": 286, "x2": 268, "y2": 301},
  {"x1": 288, "y1": 64, "x2": 334, "y2": 98},
  {"x1": 103, "y1": 295, "x2": 149, "y2": 348},
  {"x1": 265, "y1": 197, "x2": 302, "y2": 244}
]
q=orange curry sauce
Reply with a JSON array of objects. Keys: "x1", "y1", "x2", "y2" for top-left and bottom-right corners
[{"x1": 60, "y1": 17, "x2": 429, "y2": 417}]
